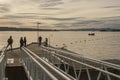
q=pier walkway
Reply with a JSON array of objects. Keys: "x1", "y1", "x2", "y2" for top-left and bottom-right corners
[{"x1": 0, "y1": 43, "x2": 120, "y2": 80}]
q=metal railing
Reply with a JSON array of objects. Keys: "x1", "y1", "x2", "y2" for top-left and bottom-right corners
[
  {"x1": 21, "y1": 47, "x2": 75, "y2": 80},
  {"x1": 0, "y1": 47, "x2": 7, "y2": 80},
  {"x1": 41, "y1": 46, "x2": 120, "y2": 69},
  {"x1": 39, "y1": 46, "x2": 120, "y2": 80}
]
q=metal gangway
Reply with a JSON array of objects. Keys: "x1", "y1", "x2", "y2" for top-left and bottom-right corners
[
  {"x1": 0, "y1": 47, "x2": 7, "y2": 80},
  {"x1": 21, "y1": 46, "x2": 120, "y2": 80}
]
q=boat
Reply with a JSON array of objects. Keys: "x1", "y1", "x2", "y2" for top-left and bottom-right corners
[{"x1": 88, "y1": 33, "x2": 95, "y2": 36}]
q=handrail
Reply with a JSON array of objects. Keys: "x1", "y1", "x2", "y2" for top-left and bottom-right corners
[
  {"x1": 41, "y1": 46, "x2": 120, "y2": 71},
  {"x1": 21, "y1": 47, "x2": 75, "y2": 80},
  {"x1": 41, "y1": 46, "x2": 120, "y2": 79},
  {"x1": 0, "y1": 47, "x2": 7, "y2": 80},
  {"x1": 0, "y1": 55, "x2": 5, "y2": 63},
  {"x1": 55, "y1": 52, "x2": 120, "y2": 79},
  {"x1": 21, "y1": 47, "x2": 58, "y2": 80},
  {"x1": 24, "y1": 47, "x2": 75, "y2": 80},
  {"x1": 0, "y1": 47, "x2": 6, "y2": 56}
]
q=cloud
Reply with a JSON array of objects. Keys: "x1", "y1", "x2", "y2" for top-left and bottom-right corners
[
  {"x1": 70, "y1": 20, "x2": 104, "y2": 28},
  {"x1": 73, "y1": 20, "x2": 103, "y2": 25},
  {"x1": 0, "y1": 21, "x2": 23, "y2": 25},
  {"x1": 0, "y1": 4, "x2": 10, "y2": 13},
  {"x1": 0, "y1": 0, "x2": 120, "y2": 29},
  {"x1": 39, "y1": 0, "x2": 64, "y2": 8},
  {"x1": 73, "y1": 16, "x2": 120, "y2": 29},
  {"x1": 53, "y1": 23, "x2": 69, "y2": 28},
  {"x1": 40, "y1": 2, "x2": 63, "y2": 8},
  {"x1": 102, "y1": 6, "x2": 120, "y2": 9},
  {"x1": 51, "y1": 16, "x2": 120, "y2": 29},
  {"x1": 17, "y1": 13, "x2": 42, "y2": 15},
  {"x1": 44, "y1": 17, "x2": 84, "y2": 21},
  {"x1": 17, "y1": 13, "x2": 57, "y2": 16},
  {"x1": 0, "y1": 14, "x2": 41, "y2": 19},
  {"x1": 0, "y1": 4, "x2": 8, "y2": 6},
  {"x1": 16, "y1": 0, "x2": 64, "y2": 8},
  {"x1": 41, "y1": 7, "x2": 61, "y2": 10},
  {"x1": 101, "y1": 16, "x2": 120, "y2": 20}
]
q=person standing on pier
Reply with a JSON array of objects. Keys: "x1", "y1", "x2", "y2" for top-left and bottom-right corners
[
  {"x1": 44, "y1": 38, "x2": 48, "y2": 47},
  {"x1": 20, "y1": 37, "x2": 24, "y2": 48},
  {"x1": 7, "y1": 36, "x2": 13, "y2": 50},
  {"x1": 38, "y1": 36, "x2": 42, "y2": 46},
  {"x1": 24, "y1": 37, "x2": 27, "y2": 47}
]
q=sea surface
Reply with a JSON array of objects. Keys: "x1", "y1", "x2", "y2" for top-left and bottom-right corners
[{"x1": 0, "y1": 31, "x2": 120, "y2": 60}]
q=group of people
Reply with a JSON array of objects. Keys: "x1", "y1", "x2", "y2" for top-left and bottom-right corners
[
  {"x1": 38, "y1": 36, "x2": 48, "y2": 47},
  {"x1": 7, "y1": 36, "x2": 27, "y2": 50},
  {"x1": 20, "y1": 37, "x2": 27, "y2": 48},
  {"x1": 7, "y1": 35, "x2": 48, "y2": 50}
]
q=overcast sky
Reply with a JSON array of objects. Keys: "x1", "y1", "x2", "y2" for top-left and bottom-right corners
[{"x1": 0, "y1": 0, "x2": 120, "y2": 29}]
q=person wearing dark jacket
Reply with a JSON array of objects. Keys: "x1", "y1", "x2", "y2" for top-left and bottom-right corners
[
  {"x1": 20, "y1": 37, "x2": 24, "y2": 48},
  {"x1": 44, "y1": 38, "x2": 48, "y2": 47},
  {"x1": 7, "y1": 36, "x2": 13, "y2": 50},
  {"x1": 38, "y1": 36, "x2": 42, "y2": 46},
  {"x1": 24, "y1": 37, "x2": 27, "y2": 47}
]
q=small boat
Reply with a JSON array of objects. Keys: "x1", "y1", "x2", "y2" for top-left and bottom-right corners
[{"x1": 88, "y1": 33, "x2": 95, "y2": 36}]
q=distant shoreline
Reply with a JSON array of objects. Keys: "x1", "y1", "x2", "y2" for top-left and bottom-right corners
[{"x1": 0, "y1": 27, "x2": 120, "y2": 32}]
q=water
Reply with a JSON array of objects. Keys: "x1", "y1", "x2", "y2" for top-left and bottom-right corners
[{"x1": 0, "y1": 31, "x2": 120, "y2": 60}]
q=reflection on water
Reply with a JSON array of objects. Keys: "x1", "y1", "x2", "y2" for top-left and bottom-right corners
[{"x1": 0, "y1": 31, "x2": 120, "y2": 60}]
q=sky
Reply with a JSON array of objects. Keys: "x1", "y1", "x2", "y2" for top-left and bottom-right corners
[{"x1": 0, "y1": 0, "x2": 120, "y2": 29}]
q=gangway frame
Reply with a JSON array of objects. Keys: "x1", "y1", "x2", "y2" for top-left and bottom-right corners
[
  {"x1": 21, "y1": 47, "x2": 75, "y2": 80},
  {"x1": 38, "y1": 46, "x2": 120, "y2": 80}
]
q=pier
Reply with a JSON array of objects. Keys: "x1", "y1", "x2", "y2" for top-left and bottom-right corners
[{"x1": 0, "y1": 43, "x2": 120, "y2": 80}]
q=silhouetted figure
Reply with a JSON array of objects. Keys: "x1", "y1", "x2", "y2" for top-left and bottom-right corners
[
  {"x1": 38, "y1": 36, "x2": 42, "y2": 46},
  {"x1": 7, "y1": 36, "x2": 13, "y2": 50},
  {"x1": 20, "y1": 37, "x2": 24, "y2": 48},
  {"x1": 44, "y1": 38, "x2": 48, "y2": 47},
  {"x1": 24, "y1": 37, "x2": 27, "y2": 47}
]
